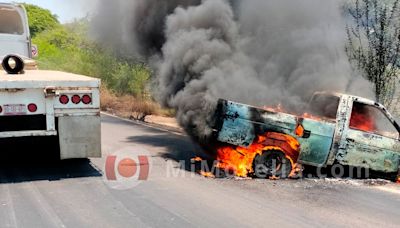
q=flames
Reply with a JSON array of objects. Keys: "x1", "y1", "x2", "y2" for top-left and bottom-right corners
[
  {"x1": 350, "y1": 109, "x2": 376, "y2": 132},
  {"x1": 199, "y1": 170, "x2": 216, "y2": 178},
  {"x1": 207, "y1": 104, "x2": 304, "y2": 178},
  {"x1": 265, "y1": 104, "x2": 323, "y2": 122},
  {"x1": 191, "y1": 157, "x2": 203, "y2": 162},
  {"x1": 264, "y1": 104, "x2": 285, "y2": 113},
  {"x1": 215, "y1": 141, "x2": 266, "y2": 177},
  {"x1": 214, "y1": 133, "x2": 300, "y2": 177},
  {"x1": 295, "y1": 123, "x2": 305, "y2": 137},
  {"x1": 302, "y1": 112, "x2": 323, "y2": 121}
]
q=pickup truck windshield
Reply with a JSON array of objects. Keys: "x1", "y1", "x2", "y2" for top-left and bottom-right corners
[{"x1": 0, "y1": 6, "x2": 24, "y2": 35}]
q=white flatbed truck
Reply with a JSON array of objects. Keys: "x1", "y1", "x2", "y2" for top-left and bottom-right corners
[
  {"x1": 0, "y1": 70, "x2": 101, "y2": 159},
  {"x1": 0, "y1": 3, "x2": 101, "y2": 159}
]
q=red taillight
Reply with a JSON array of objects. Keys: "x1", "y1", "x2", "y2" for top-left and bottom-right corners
[
  {"x1": 28, "y1": 103, "x2": 37, "y2": 113},
  {"x1": 59, "y1": 95, "x2": 69, "y2": 104},
  {"x1": 71, "y1": 95, "x2": 81, "y2": 104},
  {"x1": 82, "y1": 95, "x2": 92, "y2": 104}
]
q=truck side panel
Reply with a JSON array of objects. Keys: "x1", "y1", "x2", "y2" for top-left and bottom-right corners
[
  {"x1": 298, "y1": 119, "x2": 335, "y2": 166},
  {"x1": 215, "y1": 100, "x2": 335, "y2": 166},
  {"x1": 340, "y1": 130, "x2": 400, "y2": 173},
  {"x1": 216, "y1": 100, "x2": 297, "y2": 147}
]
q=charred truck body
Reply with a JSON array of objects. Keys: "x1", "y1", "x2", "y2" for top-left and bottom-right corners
[{"x1": 212, "y1": 92, "x2": 400, "y2": 180}]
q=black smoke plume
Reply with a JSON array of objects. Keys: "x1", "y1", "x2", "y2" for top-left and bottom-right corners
[{"x1": 92, "y1": 0, "x2": 373, "y2": 140}]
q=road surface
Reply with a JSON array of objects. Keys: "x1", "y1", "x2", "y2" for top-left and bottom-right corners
[{"x1": 0, "y1": 114, "x2": 399, "y2": 228}]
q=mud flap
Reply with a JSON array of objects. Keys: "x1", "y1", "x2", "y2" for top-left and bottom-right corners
[{"x1": 58, "y1": 115, "x2": 101, "y2": 159}]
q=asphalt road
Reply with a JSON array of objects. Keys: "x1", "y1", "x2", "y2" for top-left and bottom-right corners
[{"x1": 0, "y1": 114, "x2": 399, "y2": 228}]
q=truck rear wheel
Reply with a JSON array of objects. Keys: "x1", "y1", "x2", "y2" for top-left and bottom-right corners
[{"x1": 252, "y1": 150, "x2": 292, "y2": 179}]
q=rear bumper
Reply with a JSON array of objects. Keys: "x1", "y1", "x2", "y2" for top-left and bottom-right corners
[
  {"x1": 0, "y1": 130, "x2": 57, "y2": 138},
  {"x1": 0, "y1": 113, "x2": 55, "y2": 138}
]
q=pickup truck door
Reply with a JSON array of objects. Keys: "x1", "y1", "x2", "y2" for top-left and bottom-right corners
[{"x1": 337, "y1": 100, "x2": 400, "y2": 173}]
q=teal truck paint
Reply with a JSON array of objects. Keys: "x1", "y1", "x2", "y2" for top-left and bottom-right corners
[{"x1": 212, "y1": 92, "x2": 400, "y2": 178}]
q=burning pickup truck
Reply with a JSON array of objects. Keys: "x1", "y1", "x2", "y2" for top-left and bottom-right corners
[{"x1": 210, "y1": 92, "x2": 400, "y2": 180}]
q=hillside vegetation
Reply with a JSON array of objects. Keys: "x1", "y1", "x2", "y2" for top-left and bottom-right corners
[{"x1": 23, "y1": 4, "x2": 169, "y2": 119}]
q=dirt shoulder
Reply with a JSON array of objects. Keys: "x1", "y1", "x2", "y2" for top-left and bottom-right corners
[
  {"x1": 101, "y1": 86, "x2": 182, "y2": 131},
  {"x1": 144, "y1": 115, "x2": 183, "y2": 131}
]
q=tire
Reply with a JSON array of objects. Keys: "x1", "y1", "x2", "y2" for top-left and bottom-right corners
[
  {"x1": 252, "y1": 150, "x2": 292, "y2": 179},
  {"x1": 2, "y1": 55, "x2": 25, "y2": 74}
]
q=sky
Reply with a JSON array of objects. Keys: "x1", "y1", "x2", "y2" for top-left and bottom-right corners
[{"x1": 3, "y1": 0, "x2": 99, "y2": 23}]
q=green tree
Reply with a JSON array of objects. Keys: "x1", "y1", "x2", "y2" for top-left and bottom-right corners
[
  {"x1": 345, "y1": 0, "x2": 400, "y2": 108},
  {"x1": 22, "y1": 3, "x2": 59, "y2": 37}
]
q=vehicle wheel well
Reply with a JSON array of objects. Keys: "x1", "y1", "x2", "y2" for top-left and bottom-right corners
[
  {"x1": 252, "y1": 149, "x2": 293, "y2": 178},
  {"x1": 260, "y1": 132, "x2": 300, "y2": 165}
]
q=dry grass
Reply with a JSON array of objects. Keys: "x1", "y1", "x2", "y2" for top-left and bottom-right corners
[{"x1": 100, "y1": 86, "x2": 174, "y2": 121}]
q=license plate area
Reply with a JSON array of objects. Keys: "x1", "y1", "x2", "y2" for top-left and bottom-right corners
[{"x1": 4, "y1": 104, "x2": 27, "y2": 115}]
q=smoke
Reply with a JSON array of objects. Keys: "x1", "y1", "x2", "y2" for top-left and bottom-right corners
[
  {"x1": 92, "y1": 0, "x2": 374, "y2": 140},
  {"x1": 91, "y1": 0, "x2": 201, "y2": 58},
  {"x1": 235, "y1": 0, "x2": 374, "y2": 107}
]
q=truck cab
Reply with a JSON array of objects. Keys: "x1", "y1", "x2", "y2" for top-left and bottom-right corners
[
  {"x1": 0, "y1": 3, "x2": 31, "y2": 58},
  {"x1": 307, "y1": 92, "x2": 400, "y2": 173}
]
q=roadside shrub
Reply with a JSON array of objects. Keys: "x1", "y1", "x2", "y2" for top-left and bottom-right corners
[
  {"x1": 25, "y1": 7, "x2": 166, "y2": 121},
  {"x1": 33, "y1": 21, "x2": 152, "y2": 100},
  {"x1": 101, "y1": 86, "x2": 162, "y2": 120}
]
